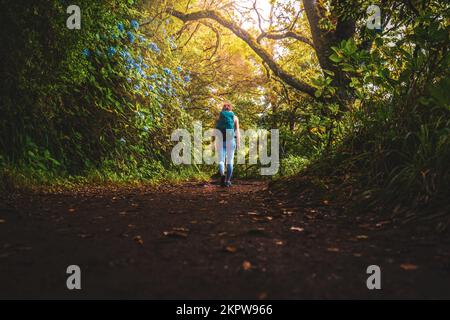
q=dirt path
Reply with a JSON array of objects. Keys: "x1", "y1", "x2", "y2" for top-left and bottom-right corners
[{"x1": 1, "y1": 180, "x2": 449, "y2": 299}]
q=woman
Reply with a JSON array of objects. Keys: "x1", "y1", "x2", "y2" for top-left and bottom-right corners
[{"x1": 216, "y1": 103, "x2": 240, "y2": 187}]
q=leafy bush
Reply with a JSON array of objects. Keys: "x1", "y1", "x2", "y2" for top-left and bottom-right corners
[
  {"x1": 307, "y1": 6, "x2": 450, "y2": 216},
  {"x1": 0, "y1": 0, "x2": 195, "y2": 185},
  {"x1": 279, "y1": 155, "x2": 310, "y2": 177}
]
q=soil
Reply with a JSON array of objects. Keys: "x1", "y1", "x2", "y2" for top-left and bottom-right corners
[{"x1": 1, "y1": 180, "x2": 449, "y2": 299}]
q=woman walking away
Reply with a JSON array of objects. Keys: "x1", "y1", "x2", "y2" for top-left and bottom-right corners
[{"x1": 216, "y1": 103, "x2": 240, "y2": 187}]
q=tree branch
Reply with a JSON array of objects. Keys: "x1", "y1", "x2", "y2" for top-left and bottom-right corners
[
  {"x1": 257, "y1": 31, "x2": 315, "y2": 48},
  {"x1": 167, "y1": 8, "x2": 318, "y2": 99}
]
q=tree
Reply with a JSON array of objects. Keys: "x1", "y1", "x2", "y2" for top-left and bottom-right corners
[
  {"x1": 167, "y1": 8, "x2": 319, "y2": 99},
  {"x1": 162, "y1": 1, "x2": 360, "y2": 104}
]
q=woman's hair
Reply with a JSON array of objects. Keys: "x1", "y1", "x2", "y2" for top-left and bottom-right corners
[{"x1": 222, "y1": 103, "x2": 232, "y2": 111}]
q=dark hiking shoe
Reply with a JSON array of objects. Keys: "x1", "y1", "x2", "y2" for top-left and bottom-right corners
[
  {"x1": 225, "y1": 181, "x2": 232, "y2": 187},
  {"x1": 220, "y1": 176, "x2": 226, "y2": 187}
]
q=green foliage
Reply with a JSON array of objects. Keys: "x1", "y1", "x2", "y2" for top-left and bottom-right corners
[
  {"x1": 278, "y1": 155, "x2": 310, "y2": 177},
  {"x1": 308, "y1": 2, "x2": 450, "y2": 215},
  {"x1": 0, "y1": 0, "x2": 194, "y2": 184}
]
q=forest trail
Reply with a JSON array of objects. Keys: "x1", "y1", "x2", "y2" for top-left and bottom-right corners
[{"x1": 1, "y1": 180, "x2": 450, "y2": 299}]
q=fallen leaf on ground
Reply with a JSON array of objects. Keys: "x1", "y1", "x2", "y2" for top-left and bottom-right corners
[
  {"x1": 252, "y1": 216, "x2": 273, "y2": 223},
  {"x1": 68, "y1": 208, "x2": 76, "y2": 213},
  {"x1": 225, "y1": 245, "x2": 237, "y2": 253},
  {"x1": 327, "y1": 247, "x2": 340, "y2": 252},
  {"x1": 274, "y1": 239, "x2": 285, "y2": 246},
  {"x1": 0, "y1": 219, "x2": 6, "y2": 223},
  {"x1": 290, "y1": 226, "x2": 304, "y2": 232},
  {"x1": 356, "y1": 235, "x2": 369, "y2": 240},
  {"x1": 400, "y1": 263, "x2": 419, "y2": 270},
  {"x1": 133, "y1": 235, "x2": 144, "y2": 245},
  {"x1": 242, "y1": 260, "x2": 252, "y2": 271},
  {"x1": 163, "y1": 231, "x2": 188, "y2": 238},
  {"x1": 247, "y1": 212, "x2": 259, "y2": 215}
]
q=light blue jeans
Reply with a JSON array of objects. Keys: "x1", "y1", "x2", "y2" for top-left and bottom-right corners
[{"x1": 218, "y1": 138, "x2": 236, "y2": 181}]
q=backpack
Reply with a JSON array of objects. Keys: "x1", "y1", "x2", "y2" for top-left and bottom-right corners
[{"x1": 216, "y1": 111, "x2": 235, "y2": 140}]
